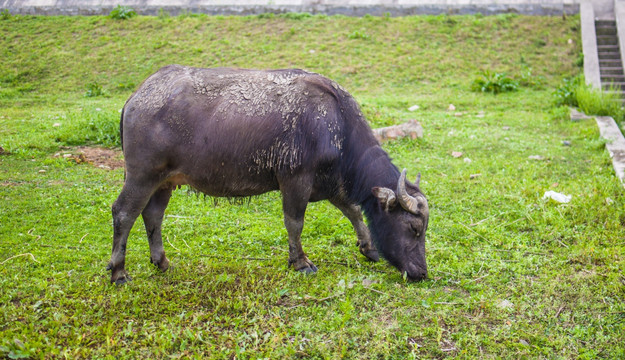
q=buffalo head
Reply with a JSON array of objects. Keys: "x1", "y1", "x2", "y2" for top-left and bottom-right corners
[{"x1": 371, "y1": 169, "x2": 429, "y2": 281}]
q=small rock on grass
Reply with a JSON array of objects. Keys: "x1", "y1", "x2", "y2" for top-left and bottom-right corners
[
  {"x1": 496, "y1": 299, "x2": 514, "y2": 309},
  {"x1": 528, "y1": 155, "x2": 545, "y2": 160},
  {"x1": 408, "y1": 105, "x2": 420, "y2": 112}
]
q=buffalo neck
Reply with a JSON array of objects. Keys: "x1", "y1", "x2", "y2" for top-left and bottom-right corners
[{"x1": 341, "y1": 125, "x2": 400, "y2": 207}]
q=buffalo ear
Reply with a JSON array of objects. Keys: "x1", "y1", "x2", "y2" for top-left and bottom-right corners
[{"x1": 372, "y1": 187, "x2": 397, "y2": 212}]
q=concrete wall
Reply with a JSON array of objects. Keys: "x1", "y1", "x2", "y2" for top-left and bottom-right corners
[{"x1": 1, "y1": 0, "x2": 581, "y2": 16}]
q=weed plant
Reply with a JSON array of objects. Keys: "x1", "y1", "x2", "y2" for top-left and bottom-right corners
[
  {"x1": 109, "y1": 5, "x2": 137, "y2": 20},
  {"x1": 471, "y1": 71, "x2": 519, "y2": 94},
  {"x1": 554, "y1": 76, "x2": 625, "y2": 122},
  {"x1": 1, "y1": 13, "x2": 624, "y2": 359},
  {"x1": 84, "y1": 82, "x2": 106, "y2": 98},
  {"x1": 576, "y1": 84, "x2": 625, "y2": 121}
]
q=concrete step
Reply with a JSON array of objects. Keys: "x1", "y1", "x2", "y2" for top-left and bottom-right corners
[
  {"x1": 596, "y1": 20, "x2": 617, "y2": 27},
  {"x1": 602, "y1": 75, "x2": 625, "y2": 82},
  {"x1": 596, "y1": 26, "x2": 617, "y2": 36},
  {"x1": 597, "y1": 35, "x2": 619, "y2": 45},
  {"x1": 599, "y1": 52, "x2": 622, "y2": 60},
  {"x1": 600, "y1": 60, "x2": 623, "y2": 67},
  {"x1": 600, "y1": 67, "x2": 625, "y2": 75},
  {"x1": 598, "y1": 45, "x2": 620, "y2": 52}
]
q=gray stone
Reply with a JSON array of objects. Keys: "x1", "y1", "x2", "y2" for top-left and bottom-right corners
[{"x1": 372, "y1": 120, "x2": 423, "y2": 142}]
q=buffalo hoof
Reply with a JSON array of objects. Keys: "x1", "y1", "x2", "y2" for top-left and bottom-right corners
[
  {"x1": 109, "y1": 268, "x2": 131, "y2": 285},
  {"x1": 360, "y1": 247, "x2": 379, "y2": 262},
  {"x1": 150, "y1": 256, "x2": 170, "y2": 272},
  {"x1": 298, "y1": 264, "x2": 318, "y2": 274},
  {"x1": 289, "y1": 258, "x2": 318, "y2": 274},
  {"x1": 114, "y1": 274, "x2": 132, "y2": 285}
]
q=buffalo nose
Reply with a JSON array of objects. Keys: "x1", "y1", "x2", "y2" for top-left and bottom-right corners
[{"x1": 405, "y1": 264, "x2": 427, "y2": 281}]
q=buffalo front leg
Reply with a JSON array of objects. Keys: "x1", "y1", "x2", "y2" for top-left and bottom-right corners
[
  {"x1": 142, "y1": 187, "x2": 173, "y2": 272},
  {"x1": 330, "y1": 197, "x2": 379, "y2": 262},
  {"x1": 280, "y1": 177, "x2": 317, "y2": 274},
  {"x1": 108, "y1": 177, "x2": 159, "y2": 284}
]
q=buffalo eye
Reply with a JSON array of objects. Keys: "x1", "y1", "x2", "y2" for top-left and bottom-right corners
[{"x1": 410, "y1": 221, "x2": 423, "y2": 237}]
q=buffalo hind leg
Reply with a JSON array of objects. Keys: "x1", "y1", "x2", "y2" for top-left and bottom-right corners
[
  {"x1": 142, "y1": 187, "x2": 173, "y2": 273},
  {"x1": 329, "y1": 197, "x2": 379, "y2": 262},
  {"x1": 280, "y1": 176, "x2": 317, "y2": 274},
  {"x1": 108, "y1": 176, "x2": 159, "y2": 284}
]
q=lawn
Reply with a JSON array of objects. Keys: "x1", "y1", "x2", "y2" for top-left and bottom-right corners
[{"x1": 1, "y1": 12, "x2": 624, "y2": 359}]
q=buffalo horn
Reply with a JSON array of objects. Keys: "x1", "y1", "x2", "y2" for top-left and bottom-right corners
[{"x1": 397, "y1": 169, "x2": 422, "y2": 215}]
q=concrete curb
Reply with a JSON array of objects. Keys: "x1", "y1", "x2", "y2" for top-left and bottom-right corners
[
  {"x1": 1, "y1": 1, "x2": 580, "y2": 16},
  {"x1": 595, "y1": 116, "x2": 625, "y2": 186},
  {"x1": 581, "y1": 1, "x2": 601, "y2": 89}
]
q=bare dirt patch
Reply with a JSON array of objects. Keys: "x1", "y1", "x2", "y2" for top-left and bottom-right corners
[{"x1": 55, "y1": 146, "x2": 124, "y2": 170}]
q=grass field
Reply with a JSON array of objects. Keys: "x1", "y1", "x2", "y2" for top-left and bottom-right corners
[{"x1": 1, "y1": 12, "x2": 624, "y2": 359}]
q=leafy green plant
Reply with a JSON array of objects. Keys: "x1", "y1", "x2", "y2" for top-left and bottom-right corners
[
  {"x1": 553, "y1": 76, "x2": 624, "y2": 121},
  {"x1": 553, "y1": 75, "x2": 582, "y2": 106},
  {"x1": 85, "y1": 82, "x2": 105, "y2": 97},
  {"x1": 471, "y1": 71, "x2": 519, "y2": 94},
  {"x1": 109, "y1": 5, "x2": 137, "y2": 20},
  {"x1": 0, "y1": 9, "x2": 11, "y2": 20},
  {"x1": 347, "y1": 30, "x2": 370, "y2": 40},
  {"x1": 575, "y1": 52, "x2": 584, "y2": 68}
]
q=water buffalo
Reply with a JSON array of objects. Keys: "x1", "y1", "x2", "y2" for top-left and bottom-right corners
[{"x1": 108, "y1": 65, "x2": 429, "y2": 284}]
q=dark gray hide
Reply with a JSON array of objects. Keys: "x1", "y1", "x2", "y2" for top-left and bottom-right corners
[{"x1": 108, "y1": 65, "x2": 429, "y2": 284}]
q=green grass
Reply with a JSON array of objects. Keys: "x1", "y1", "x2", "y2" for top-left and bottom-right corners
[{"x1": 1, "y1": 13, "x2": 624, "y2": 359}]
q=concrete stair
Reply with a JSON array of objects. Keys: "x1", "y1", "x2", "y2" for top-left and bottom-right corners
[{"x1": 596, "y1": 20, "x2": 625, "y2": 97}]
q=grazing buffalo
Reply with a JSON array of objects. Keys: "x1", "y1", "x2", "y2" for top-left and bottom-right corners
[{"x1": 107, "y1": 65, "x2": 429, "y2": 284}]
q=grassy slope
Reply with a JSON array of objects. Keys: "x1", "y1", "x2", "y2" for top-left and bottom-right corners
[{"x1": 1, "y1": 13, "x2": 624, "y2": 359}]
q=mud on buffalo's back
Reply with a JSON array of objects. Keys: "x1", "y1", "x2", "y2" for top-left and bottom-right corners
[{"x1": 120, "y1": 65, "x2": 362, "y2": 186}]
